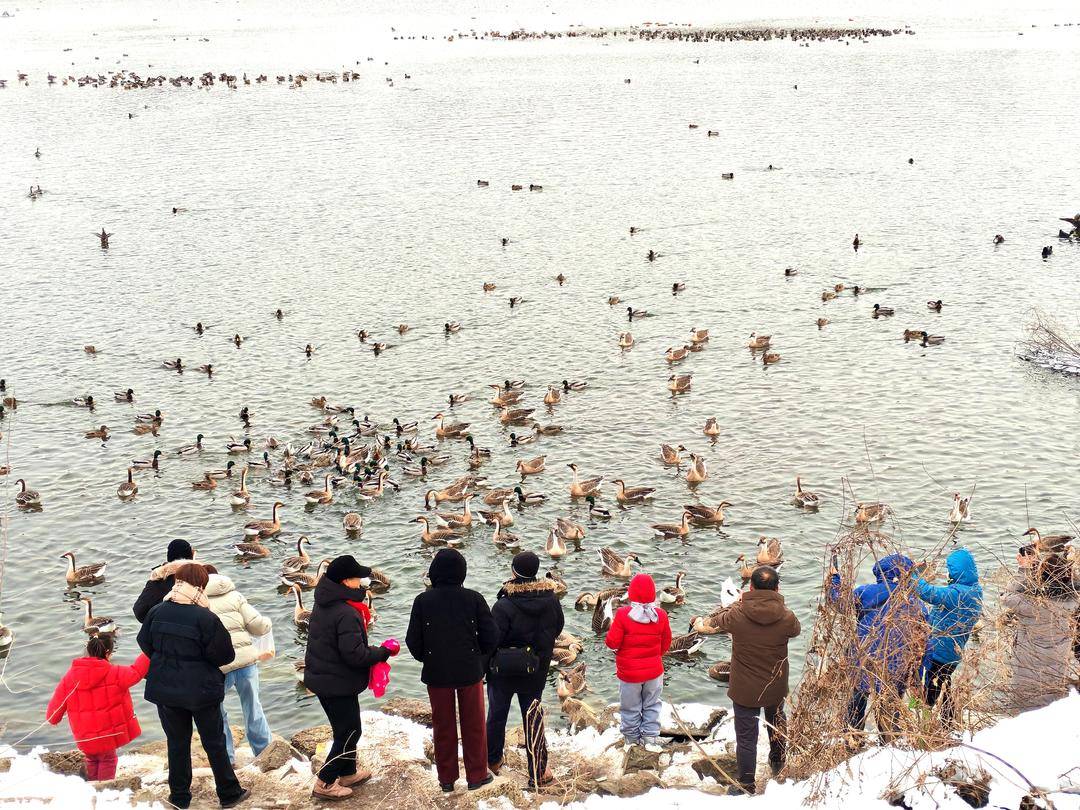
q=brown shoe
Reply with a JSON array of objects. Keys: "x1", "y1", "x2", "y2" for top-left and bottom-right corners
[
  {"x1": 528, "y1": 769, "x2": 555, "y2": 790},
  {"x1": 312, "y1": 779, "x2": 353, "y2": 800},
  {"x1": 338, "y1": 769, "x2": 372, "y2": 788},
  {"x1": 489, "y1": 759, "x2": 503, "y2": 776}
]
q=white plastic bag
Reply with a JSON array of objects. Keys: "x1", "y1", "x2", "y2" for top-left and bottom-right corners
[{"x1": 252, "y1": 625, "x2": 276, "y2": 661}]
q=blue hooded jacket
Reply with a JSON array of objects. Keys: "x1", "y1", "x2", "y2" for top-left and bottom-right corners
[
  {"x1": 830, "y1": 554, "x2": 928, "y2": 692},
  {"x1": 914, "y1": 548, "x2": 982, "y2": 666}
]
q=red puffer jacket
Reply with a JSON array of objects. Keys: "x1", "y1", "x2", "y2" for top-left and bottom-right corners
[
  {"x1": 604, "y1": 575, "x2": 672, "y2": 683},
  {"x1": 46, "y1": 654, "x2": 151, "y2": 754}
]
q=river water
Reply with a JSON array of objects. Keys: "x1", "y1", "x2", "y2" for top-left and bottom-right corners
[{"x1": 1, "y1": 0, "x2": 1079, "y2": 749}]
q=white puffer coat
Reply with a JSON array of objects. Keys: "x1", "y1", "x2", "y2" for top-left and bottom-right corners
[{"x1": 205, "y1": 574, "x2": 273, "y2": 673}]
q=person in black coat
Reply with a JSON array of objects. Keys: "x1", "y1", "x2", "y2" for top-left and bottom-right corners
[
  {"x1": 136, "y1": 563, "x2": 247, "y2": 809},
  {"x1": 304, "y1": 555, "x2": 393, "y2": 801},
  {"x1": 133, "y1": 539, "x2": 194, "y2": 623},
  {"x1": 485, "y1": 551, "x2": 564, "y2": 788},
  {"x1": 406, "y1": 548, "x2": 497, "y2": 793}
]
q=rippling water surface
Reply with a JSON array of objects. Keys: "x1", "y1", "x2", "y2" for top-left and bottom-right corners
[{"x1": 1, "y1": 0, "x2": 1079, "y2": 748}]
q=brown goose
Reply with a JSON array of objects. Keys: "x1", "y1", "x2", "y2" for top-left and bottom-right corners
[
  {"x1": 556, "y1": 663, "x2": 588, "y2": 698},
  {"x1": 659, "y1": 572, "x2": 687, "y2": 605},
  {"x1": 280, "y1": 558, "x2": 330, "y2": 588},
  {"x1": 659, "y1": 443, "x2": 687, "y2": 466},
  {"x1": 684, "y1": 501, "x2": 732, "y2": 526},
  {"x1": 15, "y1": 479, "x2": 41, "y2": 508},
  {"x1": 665, "y1": 631, "x2": 706, "y2": 656},
  {"x1": 117, "y1": 468, "x2": 138, "y2": 499},
  {"x1": 613, "y1": 479, "x2": 656, "y2": 504},
  {"x1": 233, "y1": 538, "x2": 271, "y2": 558},
  {"x1": 413, "y1": 516, "x2": 463, "y2": 547},
  {"x1": 793, "y1": 477, "x2": 819, "y2": 510},
  {"x1": 568, "y1": 463, "x2": 603, "y2": 498},
  {"x1": 651, "y1": 511, "x2": 691, "y2": 539},
  {"x1": 280, "y1": 536, "x2": 312, "y2": 573},
  {"x1": 756, "y1": 537, "x2": 784, "y2": 567},
  {"x1": 290, "y1": 585, "x2": 312, "y2": 629},
  {"x1": 62, "y1": 552, "x2": 106, "y2": 585},
  {"x1": 81, "y1": 598, "x2": 117, "y2": 635},
  {"x1": 598, "y1": 548, "x2": 640, "y2": 578}
]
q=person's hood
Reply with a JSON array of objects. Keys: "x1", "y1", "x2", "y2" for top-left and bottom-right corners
[
  {"x1": 500, "y1": 578, "x2": 558, "y2": 616},
  {"x1": 69, "y1": 656, "x2": 112, "y2": 688},
  {"x1": 429, "y1": 548, "x2": 467, "y2": 587},
  {"x1": 313, "y1": 576, "x2": 367, "y2": 607},
  {"x1": 740, "y1": 589, "x2": 790, "y2": 625},
  {"x1": 946, "y1": 548, "x2": 979, "y2": 587},
  {"x1": 873, "y1": 554, "x2": 914, "y2": 584},
  {"x1": 627, "y1": 574, "x2": 656, "y2": 603},
  {"x1": 149, "y1": 560, "x2": 187, "y2": 581},
  {"x1": 204, "y1": 573, "x2": 236, "y2": 598}
]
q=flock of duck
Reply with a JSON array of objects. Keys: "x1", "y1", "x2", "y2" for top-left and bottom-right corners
[{"x1": 476, "y1": 25, "x2": 913, "y2": 45}]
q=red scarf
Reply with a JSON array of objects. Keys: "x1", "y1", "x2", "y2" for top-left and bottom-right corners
[{"x1": 347, "y1": 600, "x2": 371, "y2": 631}]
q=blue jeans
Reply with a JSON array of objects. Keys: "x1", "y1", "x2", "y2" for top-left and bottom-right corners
[
  {"x1": 618, "y1": 675, "x2": 663, "y2": 741},
  {"x1": 219, "y1": 663, "x2": 271, "y2": 760}
]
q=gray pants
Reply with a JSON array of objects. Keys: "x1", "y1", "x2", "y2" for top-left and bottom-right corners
[{"x1": 619, "y1": 675, "x2": 663, "y2": 741}]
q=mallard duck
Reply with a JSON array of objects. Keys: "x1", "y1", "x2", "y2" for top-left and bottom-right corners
[
  {"x1": 556, "y1": 663, "x2": 588, "y2": 698},
  {"x1": 229, "y1": 467, "x2": 251, "y2": 507},
  {"x1": 585, "y1": 494, "x2": 611, "y2": 519},
  {"x1": 72, "y1": 395, "x2": 95, "y2": 408},
  {"x1": 281, "y1": 536, "x2": 313, "y2": 573},
  {"x1": 498, "y1": 407, "x2": 535, "y2": 425},
  {"x1": 86, "y1": 425, "x2": 110, "y2": 440},
  {"x1": 948, "y1": 493, "x2": 972, "y2": 524},
  {"x1": 244, "y1": 501, "x2": 284, "y2": 537},
  {"x1": 872, "y1": 304, "x2": 895, "y2": 317},
  {"x1": 627, "y1": 306, "x2": 649, "y2": 320},
  {"x1": 665, "y1": 346, "x2": 691, "y2": 363},
  {"x1": 618, "y1": 332, "x2": 634, "y2": 349},
  {"x1": 393, "y1": 418, "x2": 419, "y2": 434},
  {"x1": 414, "y1": 516, "x2": 464, "y2": 547},
  {"x1": 233, "y1": 538, "x2": 271, "y2": 558},
  {"x1": 397, "y1": 323, "x2": 411, "y2": 335},
  {"x1": 310, "y1": 396, "x2": 327, "y2": 409},
  {"x1": 903, "y1": 329, "x2": 921, "y2": 342},
  {"x1": 689, "y1": 327, "x2": 709, "y2": 344},
  {"x1": 248, "y1": 451, "x2": 272, "y2": 470},
  {"x1": 444, "y1": 321, "x2": 462, "y2": 334},
  {"x1": 516, "y1": 456, "x2": 546, "y2": 476},
  {"x1": 834, "y1": 283, "x2": 846, "y2": 293},
  {"x1": 665, "y1": 632, "x2": 706, "y2": 656},
  {"x1": 191, "y1": 474, "x2": 218, "y2": 490},
  {"x1": 544, "y1": 387, "x2": 562, "y2": 406},
  {"x1": 921, "y1": 331, "x2": 945, "y2": 346},
  {"x1": 162, "y1": 358, "x2": 183, "y2": 371},
  {"x1": 684, "y1": 501, "x2": 732, "y2": 526},
  {"x1": 667, "y1": 374, "x2": 692, "y2": 394},
  {"x1": 132, "y1": 450, "x2": 163, "y2": 469},
  {"x1": 134, "y1": 409, "x2": 163, "y2": 424},
  {"x1": 613, "y1": 479, "x2": 656, "y2": 504},
  {"x1": 822, "y1": 290, "x2": 837, "y2": 302},
  {"x1": 482, "y1": 487, "x2": 514, "y2": 506},
  {"x1": 672, "y1": 282, "x2": 687, "y2": 294},
  {"x1": 817, "y1": 318, "x2": 829, "y2": 328},
  {"x1": 651, "y1": 511, "x2": 691, "y2": 539},
  {"x1": 568, "y1": 463, "x2": 603, "y2": 498},
  {"x1": 608, "y1": 295, "x2": 622, "y2": 305},
  {"x1": 304, "y1": 473, "x2": 334, "y2": 505},
  {"x1": 533, "y1": 423, "x2": 563, "y2": 436},
  {"x1": 290, "y1": 585, "x2": 312, "y2": 629},
  {"x1": 784, "y1": 267, "x2": 798, "y2": 277},
  {"x1": 483, "y1": 282, "x2": 497, "y2": 292},
  {"x1": 703, "y1": 418, "x2": 721, "y2": 437},
  {"x1": 735, "y1": 554, "x2": 754, "y2": 580},
  {"x1": 448, "y1": 392, "x2": 470, "y2": 407},
  {"x1": 479, "y1": 498, "x2": 515, "y2": 527},
  {"x1": 433, "y1": 412, "x2": 470, "y2": 439},
  {"x1": 491, "y1": 517, "x2": 520, "y2": 549},
  {"x1": 175, "y1": 434, "x2": 204, "y2": 456},
  {"x1": 81, "y1": 598, "x2": 116, "y2": 635},
  {"x1": 659, "y1": 443, "x2": 687, "y2": 466},
  {"x1": 552, "y1": 642, "x2": 584, "y2": 666},
  {"x1": 196, "y1": 363, "x2": 213, "y2": 376},
  {"x1": 206, "y1": 461, "x2": 236, "y2": 479},
  {"x1": 598, "y1": 548, "x2": 640, "y2": 578},
  {"x1": 343, "y1": 512, "x2": 363, "y2": 534},
  {"x1": 436, "y1": 493, "x2": 475, "y2": 528},
  {"x1": 855, "y1": 502, "x2": 889, "y2": 526},
  {"x1": 685, "y1": 454, "x2": 708, "y2": 484},
  {"x1": 546, "y1": 528, "x2": 568, "y2": 559},
  {"x1": 747, "y1": 332, "x2": 771, "y2": 349},
  {"x1": 927, "y1": 300, "x2": 943, "y2": 312},
  {"x1": 226, "y1": 438, "x2": 252, "y2": 454},
  {"x1": 281, "y1": 558, "x2": 330, "y2": 588},
  {"x1": 659, "y1": 572, "x2": 687, "y2": 605},
  {"x1": 514, "y1": 486, "x2": 546, "y2": 506},
  {"x1": 793, "y1": 477, "x2": 819, "y2": 510},
  {"x1": 762, "y1": 352, "x2": 781, "y2": 365},
  {"x1": 756, "y1": 536, "x2": 784, "y2": 567},
  {"x1": 114, "y1": 388, "x2": 135, "y2": 402},
  {"x1": 61, "y1": 552, "x2": 106, "y2": 584},
  {"x1": 117, "y1": 468, "x2": 138, "y2": 499}
]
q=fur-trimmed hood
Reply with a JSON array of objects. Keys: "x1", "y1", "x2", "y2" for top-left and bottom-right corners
[{"x1": 500, "y1": 578, "x2": 559, "y2": 596}]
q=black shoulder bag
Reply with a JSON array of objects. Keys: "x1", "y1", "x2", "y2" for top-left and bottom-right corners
[{"x1": 488, "y1": 598, "x2": 540, "y2": 677}]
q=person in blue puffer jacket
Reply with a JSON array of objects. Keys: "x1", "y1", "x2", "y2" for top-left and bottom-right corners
[
  {"x1": 830, "y1": 554, "x2": 928, "y2": 736},
  {"x1": 913, "y1": 548, "x2": 982, "y2": 725}
]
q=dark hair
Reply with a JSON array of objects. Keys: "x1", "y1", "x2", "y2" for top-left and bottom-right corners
[
  {"x1": 202, "y1": 564, "x2": 219, "y2": 575},
  {"x1": 1034, "y1": 554, "x2": 1076, "y2": 599},
  {"x1": 751, "y1": 566, "x2": 780, "y2": 591},
  {"x1": 174, "y1": 562, "x2": 209, "y2": 589},
  {"x1": 87, "y1": 634, "x2": 114, "y2": 659}
]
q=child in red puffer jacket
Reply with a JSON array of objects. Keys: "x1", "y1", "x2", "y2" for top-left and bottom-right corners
[
  {"x1": 46, "y1": 635, "x2": 150, "y2": 781},
  {"x1": 605, "y1": 574, "x2": 672, "y2": 749}
]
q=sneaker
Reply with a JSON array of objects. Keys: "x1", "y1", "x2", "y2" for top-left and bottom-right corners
[
  {"x1": 338, "y1": 769, "x2": 372, "y2": 788},
  {"x1": 440, "y1": 783, "x2": 455, "y2": 793},
  {"x1": 467, "y1": 774, "x2": 495, "y2": 790},
  {"x1": 527, "y1": 768, "x2": 555, "y2": 790},
  {"x1": 312, "y1": 779, "x2": 353, "y2": 800},
  {"x1": 642, "y1": 737, "x2": 663, "y2": 753},
  {"x1": 220, "y1": 788, "x2": 251, "y2": 808},
  {"x1": 623, "y1": 736, "x2": 640, "y2": 749}
]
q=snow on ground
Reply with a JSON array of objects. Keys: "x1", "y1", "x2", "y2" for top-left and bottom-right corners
[{"x1": 0, "y1": 745, "x2": 160, "y2": 808}]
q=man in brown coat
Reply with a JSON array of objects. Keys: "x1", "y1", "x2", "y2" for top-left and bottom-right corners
[{"x1": 695, "y1": 566, "x2": 800, "y2": 795}]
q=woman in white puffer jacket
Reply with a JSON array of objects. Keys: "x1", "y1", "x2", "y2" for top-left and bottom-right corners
[{"x1": 205, "y1": 567, "x2": 274, "y2": 763}]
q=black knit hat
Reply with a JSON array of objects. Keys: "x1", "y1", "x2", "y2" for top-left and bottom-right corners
[
  {"x1": 167, "y1": 539, "x2": 194, "y2": 562},
  {"x1": 511, "y1": 551, "x2": 540, "y2": 579},
  {"x1": 326, "y1": 555, "x2": 372, "y2": 584},
  {"x1": 429, "y1": 548, "x2": 467, "y2": 586}
]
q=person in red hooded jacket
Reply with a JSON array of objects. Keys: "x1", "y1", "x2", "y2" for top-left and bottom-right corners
[
  {"x1": 46, "y1": 634, "x2": 151, "y2": 781},
  {"x1": 605, "y1": 574, "x2": 672, "y2": 749}
]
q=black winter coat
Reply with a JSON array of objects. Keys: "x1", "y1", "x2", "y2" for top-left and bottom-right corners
[
  {"x1": 133, "y1": 576, "x2": 174, "y2": 623},
  {"x1": 490, "y1": 578, "x2": 565, "y2": 676},
  {"x1": 304, "y1": 578, "x2": 390, "y2": 698},
  {"x1": 136, "y1": 600, "x2": 235, "y2": 710}
]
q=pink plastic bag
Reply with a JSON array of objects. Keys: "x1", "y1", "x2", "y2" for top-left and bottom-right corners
[{"x1": 368, "y1": 638, "x2": 400, "y2": 698}]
